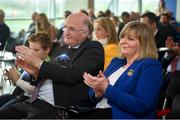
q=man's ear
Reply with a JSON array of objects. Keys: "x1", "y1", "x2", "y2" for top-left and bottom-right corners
[{"x1": 46, "y1": 48, "x2": 51, "y2": 55}]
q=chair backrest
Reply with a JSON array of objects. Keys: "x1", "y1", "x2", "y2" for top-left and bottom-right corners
[
  {"x1": 3, "y1": 32, "x2": 18, "y2": 54},
  {"x1": 22, "y1": 32, "x2": 31, "y2": 46}
]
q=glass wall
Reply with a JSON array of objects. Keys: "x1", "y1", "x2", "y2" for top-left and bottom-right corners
[
  {"x1": 94, "y1": 0, "x2": 136, "y2": 16},
  {"x1": 55, "y1": 0, "x2": 88, "y2": 28},
  {"x1": 1, "y1": 0, "x2": 161, "y2": 34},
  {"x1": 1, "y1": 0, "x2": 52, "y2": 33},
  {"x1": 1, "y1": 0, "x2": 88, "y2": 33},
  {"x1": 94, "y1": 0, "x2": 158, "y2": 17},
  {"x1": 142, "y1": 0, "x2": 159, "y2": 14}
]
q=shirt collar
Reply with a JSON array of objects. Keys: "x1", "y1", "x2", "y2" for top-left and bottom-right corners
[{"x1": 68, "y1": 44, "x2": 81, "y2": 49}]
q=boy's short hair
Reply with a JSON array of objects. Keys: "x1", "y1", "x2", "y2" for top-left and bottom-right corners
[{"x1": 28, "y1": 32, "x2": 52, "y2": 50}]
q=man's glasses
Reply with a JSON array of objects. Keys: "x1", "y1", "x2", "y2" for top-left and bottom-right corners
[{"x1": 62, "y1": 26, "x2": 87, "y2": 33}]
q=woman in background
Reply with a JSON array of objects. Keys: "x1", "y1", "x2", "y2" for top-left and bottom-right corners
[
  {"x1": 36, "y1": 13, "x2": 57, "y2": 42},
  {"x1": 93, "y1": 17, "x2": 120, "y2": 69},
  {"x1": 156, "y1": 0, "x2": 166, "y2": 17}
]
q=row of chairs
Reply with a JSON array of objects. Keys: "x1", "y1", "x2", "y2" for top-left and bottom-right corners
[{"x1": 0, "y1": 32, "x2": 31, "y2": 94}]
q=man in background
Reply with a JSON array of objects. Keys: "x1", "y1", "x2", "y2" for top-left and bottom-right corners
[{"x1": 0, "y1": 9, "x2": 10, "y2": 50}]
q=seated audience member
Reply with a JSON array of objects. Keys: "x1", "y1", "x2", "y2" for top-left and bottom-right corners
[
  {"x1": 93, "y1": 17, "x2": 120, "y2": 69},
  {"x1": 83, "y1": 21, "x2": 163, "y2": 119},
  {"x1": 0, "y1": 32, "x2": 52, "y2": 110},
  {"x1": 56, "y1": 10, "x2": 72, "y2": 46},
  {"x1": 0, "y1": 9, "x2": 10, "y2": 50},
  {"x1": 0, "y1": 12, "x2": 104, "y2": 119},
  {"x1": 117, "y1": 11, "x2": 131, "y2": 38},
  {"x1": 162, "y1": 37, "x2": 180, "y2": 73},
  {"x1": 110, "y1": 16, "x2": 120, "y2": 33},
  {"x1": 141, "y1": 12, "x2": 166, "y2": 48},
  {"x1": 27, "y1": 12, "x2": 38, "y2": 33},
  {"x1": 156, "y1": 0, "x2": 166, "y2": 17},
  {"x1": 159, "y1": 13, "x2": 176, "y2": 41},
  {"x1": 96, "y1": 11, "x2": 107, "y2": 18},
  {"x1": 36, "y1": 13, "x2": 57, "y2": 42},
  {"x1": 87, "y1": 8, "x2": 96, "y2": 23}
]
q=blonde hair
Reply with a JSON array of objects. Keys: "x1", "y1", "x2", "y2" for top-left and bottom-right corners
[
  {"x1": 94, "y1": 17, "x2": 118, "y2": 44},
  {"x1": 120, "y1": 21, "x2": 158, "y2": 59},
  {"x1": 36, "y1": 13, "x2": 51, "y2": 36}
]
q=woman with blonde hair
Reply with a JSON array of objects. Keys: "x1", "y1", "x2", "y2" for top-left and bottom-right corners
[
  {"x1": 83, "y1": 21, "x2": 163, "y2": 119},
  {"x1": 36, "y1": 13, "x2": 57, "y2": 42},
  {"x1": 93, "y1": 17, "x2": 120, "y2": 69}
]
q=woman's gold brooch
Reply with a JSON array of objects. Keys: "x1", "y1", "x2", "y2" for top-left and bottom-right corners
[{"x1": 127, "y1": 69, "x2": 134, "y2": 76}]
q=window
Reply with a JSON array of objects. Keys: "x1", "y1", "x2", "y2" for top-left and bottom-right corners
[
  {"x1": 1, "y1": 0, "x2": 88, "y2": 33},
  {"x1": 142, "y1": 0, "x2": 159, "y2": 14},
  {"x1": 95, "y1": 0, "x2": 138, "y2": 17}
]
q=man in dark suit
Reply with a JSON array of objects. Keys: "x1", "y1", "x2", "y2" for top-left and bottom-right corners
[
  {"x1": 140, "y1": 12, "x2": 166, "y2": 48},
  {"x1": 0, "y1": 12, "x2": 104, "y2": 119},
  {"x1": 0, "y1": 9, "x2": 10, "y2": 50}
]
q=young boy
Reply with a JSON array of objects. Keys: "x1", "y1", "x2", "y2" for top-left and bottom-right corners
[{"x1": 0, "y1": 32, "x2": 52, "y2": 109}]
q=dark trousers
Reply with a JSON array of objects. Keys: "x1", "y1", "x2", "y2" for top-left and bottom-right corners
[
  {"x1": 0, "y1": 94, "x2": 15, "y2": 107},
  {"x1": 0, "y1": 94, "x2": 29, "y2": 110},
  {"x1": 0, "y1": 98, "x2": 56, "y2": 119}
]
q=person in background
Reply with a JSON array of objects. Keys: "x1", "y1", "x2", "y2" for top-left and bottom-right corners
[
  {"x1": 159, "y1": 13, "x2": 176, "y2": 41},
  {"x1": 167, "y1": 11, "x2": 177, "y2": 29},
  {"x1": 162, "y1": 37, "x2": 180, "y2": 73},
  {"x1": 0, "y1": 9, "x2": 10, "y2": 50},
  {"x1": 87, "y1": 8, "x2": 96, "y2": 23},
  {"x1": 156, "y1": 0, "x2": 166, "y2": 17},
  {"x1": 93, "y1": 17, "x2": 120, "y2": 70},
  {"x1": 117, "y1": 11, "x2": 131, "y2": 38},
  {"x1": 27, "y1": 12, "x2": 38, "y2": 33},
  {"x1": 83, "y1": 21, "x2": 163, "y2": 119},
  {"x1": 130, "y1": 11, "x2": 140, "y2": 21},
  {"x1": 0, "y1": 32, "x2": 52, "y2": 110},
  {"x1": 36, "y1": 13, "x2": 57, "y2": 42},
  {"x1": 96, "y1": 11, "x2": 107, "y2": 18},
  {"x1": 141, "y1": 12, "x2": 166, "y2": 48},
  {"x1": 110, "y1": 16, "x2": 120, "y2": 33},
  {"x1": 105, "y1": 9, "x2": 113, "y2": 17},
  {"x1": 56, "y1": 10, "x2": 72, "y2": 46},
  {"x1": 0, "y1": 12, "x2": 104, "y2": 119}
]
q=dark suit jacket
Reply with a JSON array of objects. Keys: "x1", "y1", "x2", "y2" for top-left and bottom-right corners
[
  {"x1": 155, "y1": 29, "x2": 166, "y2": 48},
  {"x1": 38, "y1": 39, "x2": 104, "y2": 108},
  {"x1": 0, "y1": 23, "x2": 10, "y2": 50}
]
